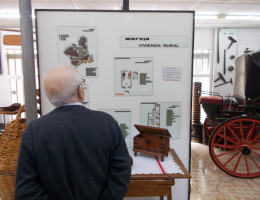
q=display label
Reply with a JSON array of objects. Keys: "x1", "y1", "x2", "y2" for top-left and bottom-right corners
[
  {"x1": 120, "y1": 36, "x2": 188, "y2": 48},
  {"x1": 163, "y1": 67, "x2": 181, "y2": 81}
]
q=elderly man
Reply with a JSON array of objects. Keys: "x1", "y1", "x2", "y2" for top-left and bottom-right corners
[{"x1": 15, "y1": 66, "x2": 131, "y2": 200}]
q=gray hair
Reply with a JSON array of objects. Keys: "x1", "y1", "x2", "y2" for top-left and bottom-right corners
[{"x1": 44, "y1": 66, "x2": 83, "y2": 107}]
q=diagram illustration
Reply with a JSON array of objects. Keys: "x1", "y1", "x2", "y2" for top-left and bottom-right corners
[
  {"x1": 57, "y1": 26, "x2": 98, "y2": 77},
  {"x1": 115, "y1": 57, "x2": 153, "y2": 96},
  {"x1": 141, "y1": 102, "x2": 181, "y2": 139},
  {"x1": 147, "y1": 103, "x2": 160, "y2": 127},
  {"x1": 63, "y1": 35, "x2": 94, "y2": 68},
  {"x1": 99, "y1": 109, "x2": 132, "y2": 149}
]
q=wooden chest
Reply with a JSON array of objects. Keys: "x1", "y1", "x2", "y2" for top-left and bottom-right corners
[{"x1": 133, "y1": 124, "x2": 171, "y2": 161}]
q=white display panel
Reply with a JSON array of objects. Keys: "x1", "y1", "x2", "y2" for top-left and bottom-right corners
[
  {"x1": 36, "y1": 10, "x2": 194, "y2": 200},
  {"x1": 82, "y1": 78, "x2": 89, "y2": 107},
  {"x1": 100, "y1": 109, "x2": 132, "y2": 149}
]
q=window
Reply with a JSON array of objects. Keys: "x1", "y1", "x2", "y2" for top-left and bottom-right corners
[
  {"x1": 193, "y1": 49, "x2": 212, "y2": 92},
  {"x1": 7, "y1": 49, "x2": 25, "y2": 105},
  {"x1": 193, "y1": 49, "x2": 212, "y2": 122}
]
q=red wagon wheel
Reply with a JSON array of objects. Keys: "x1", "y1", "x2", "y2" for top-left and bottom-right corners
[
  {"x1": 204, "y1": 117, "x2": 219, "y2": 139},
  {"x1": 204, "y1": 104, "x2": 242, "y2": 140},
  {"x1": 209, "y1": 116, "x2": 260, "y2": 178}
]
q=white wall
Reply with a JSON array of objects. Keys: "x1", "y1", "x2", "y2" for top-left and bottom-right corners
[
  {"x1": 194, "y1": 29, "x2": 214, "y2": 50},
  {"x1": 237, "y1": 29, "x2": 260, "y2": 56},
  {"x1": 194, "y1": 28, "x2": 215, "y2": 91},
  {"x1": 194, "y1": 28, "x2": 260, "y2": 98},
  {"x1": 195, "y1": 28, "x2": 260, "y2": 59}
]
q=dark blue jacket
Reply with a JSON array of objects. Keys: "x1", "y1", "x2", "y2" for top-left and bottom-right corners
[{"x1": 15, "y1": 105, "x2": 131, "y2": 200}]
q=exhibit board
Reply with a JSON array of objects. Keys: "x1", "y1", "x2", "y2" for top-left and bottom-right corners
[{"x1": 36, "y1": 10, "x2": 194, "y2": 200}]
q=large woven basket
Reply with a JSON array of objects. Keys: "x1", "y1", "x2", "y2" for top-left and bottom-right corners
[{"x1": 0, "y1": 105, "x2": 26, "y2": 200}]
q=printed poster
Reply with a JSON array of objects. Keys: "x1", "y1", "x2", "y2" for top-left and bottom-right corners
[
  {"x1": 57, "y1": 26, "x2": 98, "y2": 77},
  {"x1": 114, "y1": 57, "x2": 153, "y2": 96},
  {"x1": 140, "y1": 102, "x2": 181, "y2": 139}
]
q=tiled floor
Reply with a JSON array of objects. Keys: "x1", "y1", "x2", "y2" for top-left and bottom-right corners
[{"x1": 190, "y1": 142, "x2": 260, "y2": 200}]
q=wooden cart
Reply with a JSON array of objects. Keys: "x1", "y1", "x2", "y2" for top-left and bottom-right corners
[{"x1": 200, "y1": 51, "x2": 260, "y2": 178}]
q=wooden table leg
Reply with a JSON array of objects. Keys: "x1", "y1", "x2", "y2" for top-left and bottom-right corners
[
  {"x1": 167, "y1": 193, "x2": 172, "y2": 200},
  {"x1": 160, "y1": 196, "x2": 164, "y2": 200}
]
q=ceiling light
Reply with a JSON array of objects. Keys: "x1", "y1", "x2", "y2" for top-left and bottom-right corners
[
  {"x1": 226, "y1": 15, "x2": 260, "y2": 20},
  {"x1": 195, "y1": 13, "x2": 260, "y2": 21},
  {"x1": 217, "y1": 14, "x2": 226, "y2": 19}
]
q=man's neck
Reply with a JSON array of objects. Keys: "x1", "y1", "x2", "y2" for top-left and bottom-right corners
[{"x1": 60, "y1": 102, "x2": 82, "y2": 107}]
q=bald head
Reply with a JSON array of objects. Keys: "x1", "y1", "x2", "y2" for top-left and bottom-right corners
[{"x1": 44, "y1": 66, "x2": 84, "y2": 107}]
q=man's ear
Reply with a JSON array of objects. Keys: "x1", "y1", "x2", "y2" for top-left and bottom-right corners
[{"x1": 77, "y1": 84, "x2": 84, "y2": 102}]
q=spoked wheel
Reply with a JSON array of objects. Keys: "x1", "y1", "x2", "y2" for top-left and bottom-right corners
[
  {"x1": 209, "y1": 116, "x2": 260, "y2": 178},
  {"x1": 204, "y1": 117, "x2": 219, "y2": 139},
  {"x1": 204, "y1": 105, "x2": 241, "y2": 141}
]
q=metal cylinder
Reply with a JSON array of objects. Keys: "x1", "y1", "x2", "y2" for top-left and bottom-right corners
[
  {"x1": 192, "y1": 82, "x2": 202, "y2": 124},
  {"x1": 19, "y1": 0, "x2": 38, "y2": 124}
]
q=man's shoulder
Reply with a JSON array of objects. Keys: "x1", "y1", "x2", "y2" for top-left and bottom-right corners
[
  {"x1": 89, "y1": 109, "x2": 117, "y2": 123},
  {"x1": 28, "y1": 109, "x2": 57, "y2": 127},
  {"x1": 30, "y1": 106, "x2": 115, "y2": 125}
]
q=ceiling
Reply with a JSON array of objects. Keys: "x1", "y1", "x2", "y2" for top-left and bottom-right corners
[{"x1": 0, "y1": 0, "x2": 260, "y2": 29}]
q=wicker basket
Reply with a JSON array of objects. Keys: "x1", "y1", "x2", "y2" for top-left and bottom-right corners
[{"x1": 0, "y1": 105, "x2": 26, "y2": 200}]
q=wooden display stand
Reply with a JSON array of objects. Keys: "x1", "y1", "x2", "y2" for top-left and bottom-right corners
[
  {"x1": 127, "y1": 180, "x2": 175, "y2": 200},
  {"x1": 133, "y1": 124, "x2": 171, "y2": 161},
  {"x1": 126, "y1": 149, "x2": 191, "y2": 200}
]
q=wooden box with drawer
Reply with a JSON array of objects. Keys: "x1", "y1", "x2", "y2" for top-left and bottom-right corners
[{"x1": 133, "y1": 124, "x2": 171, "y2": 161}]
